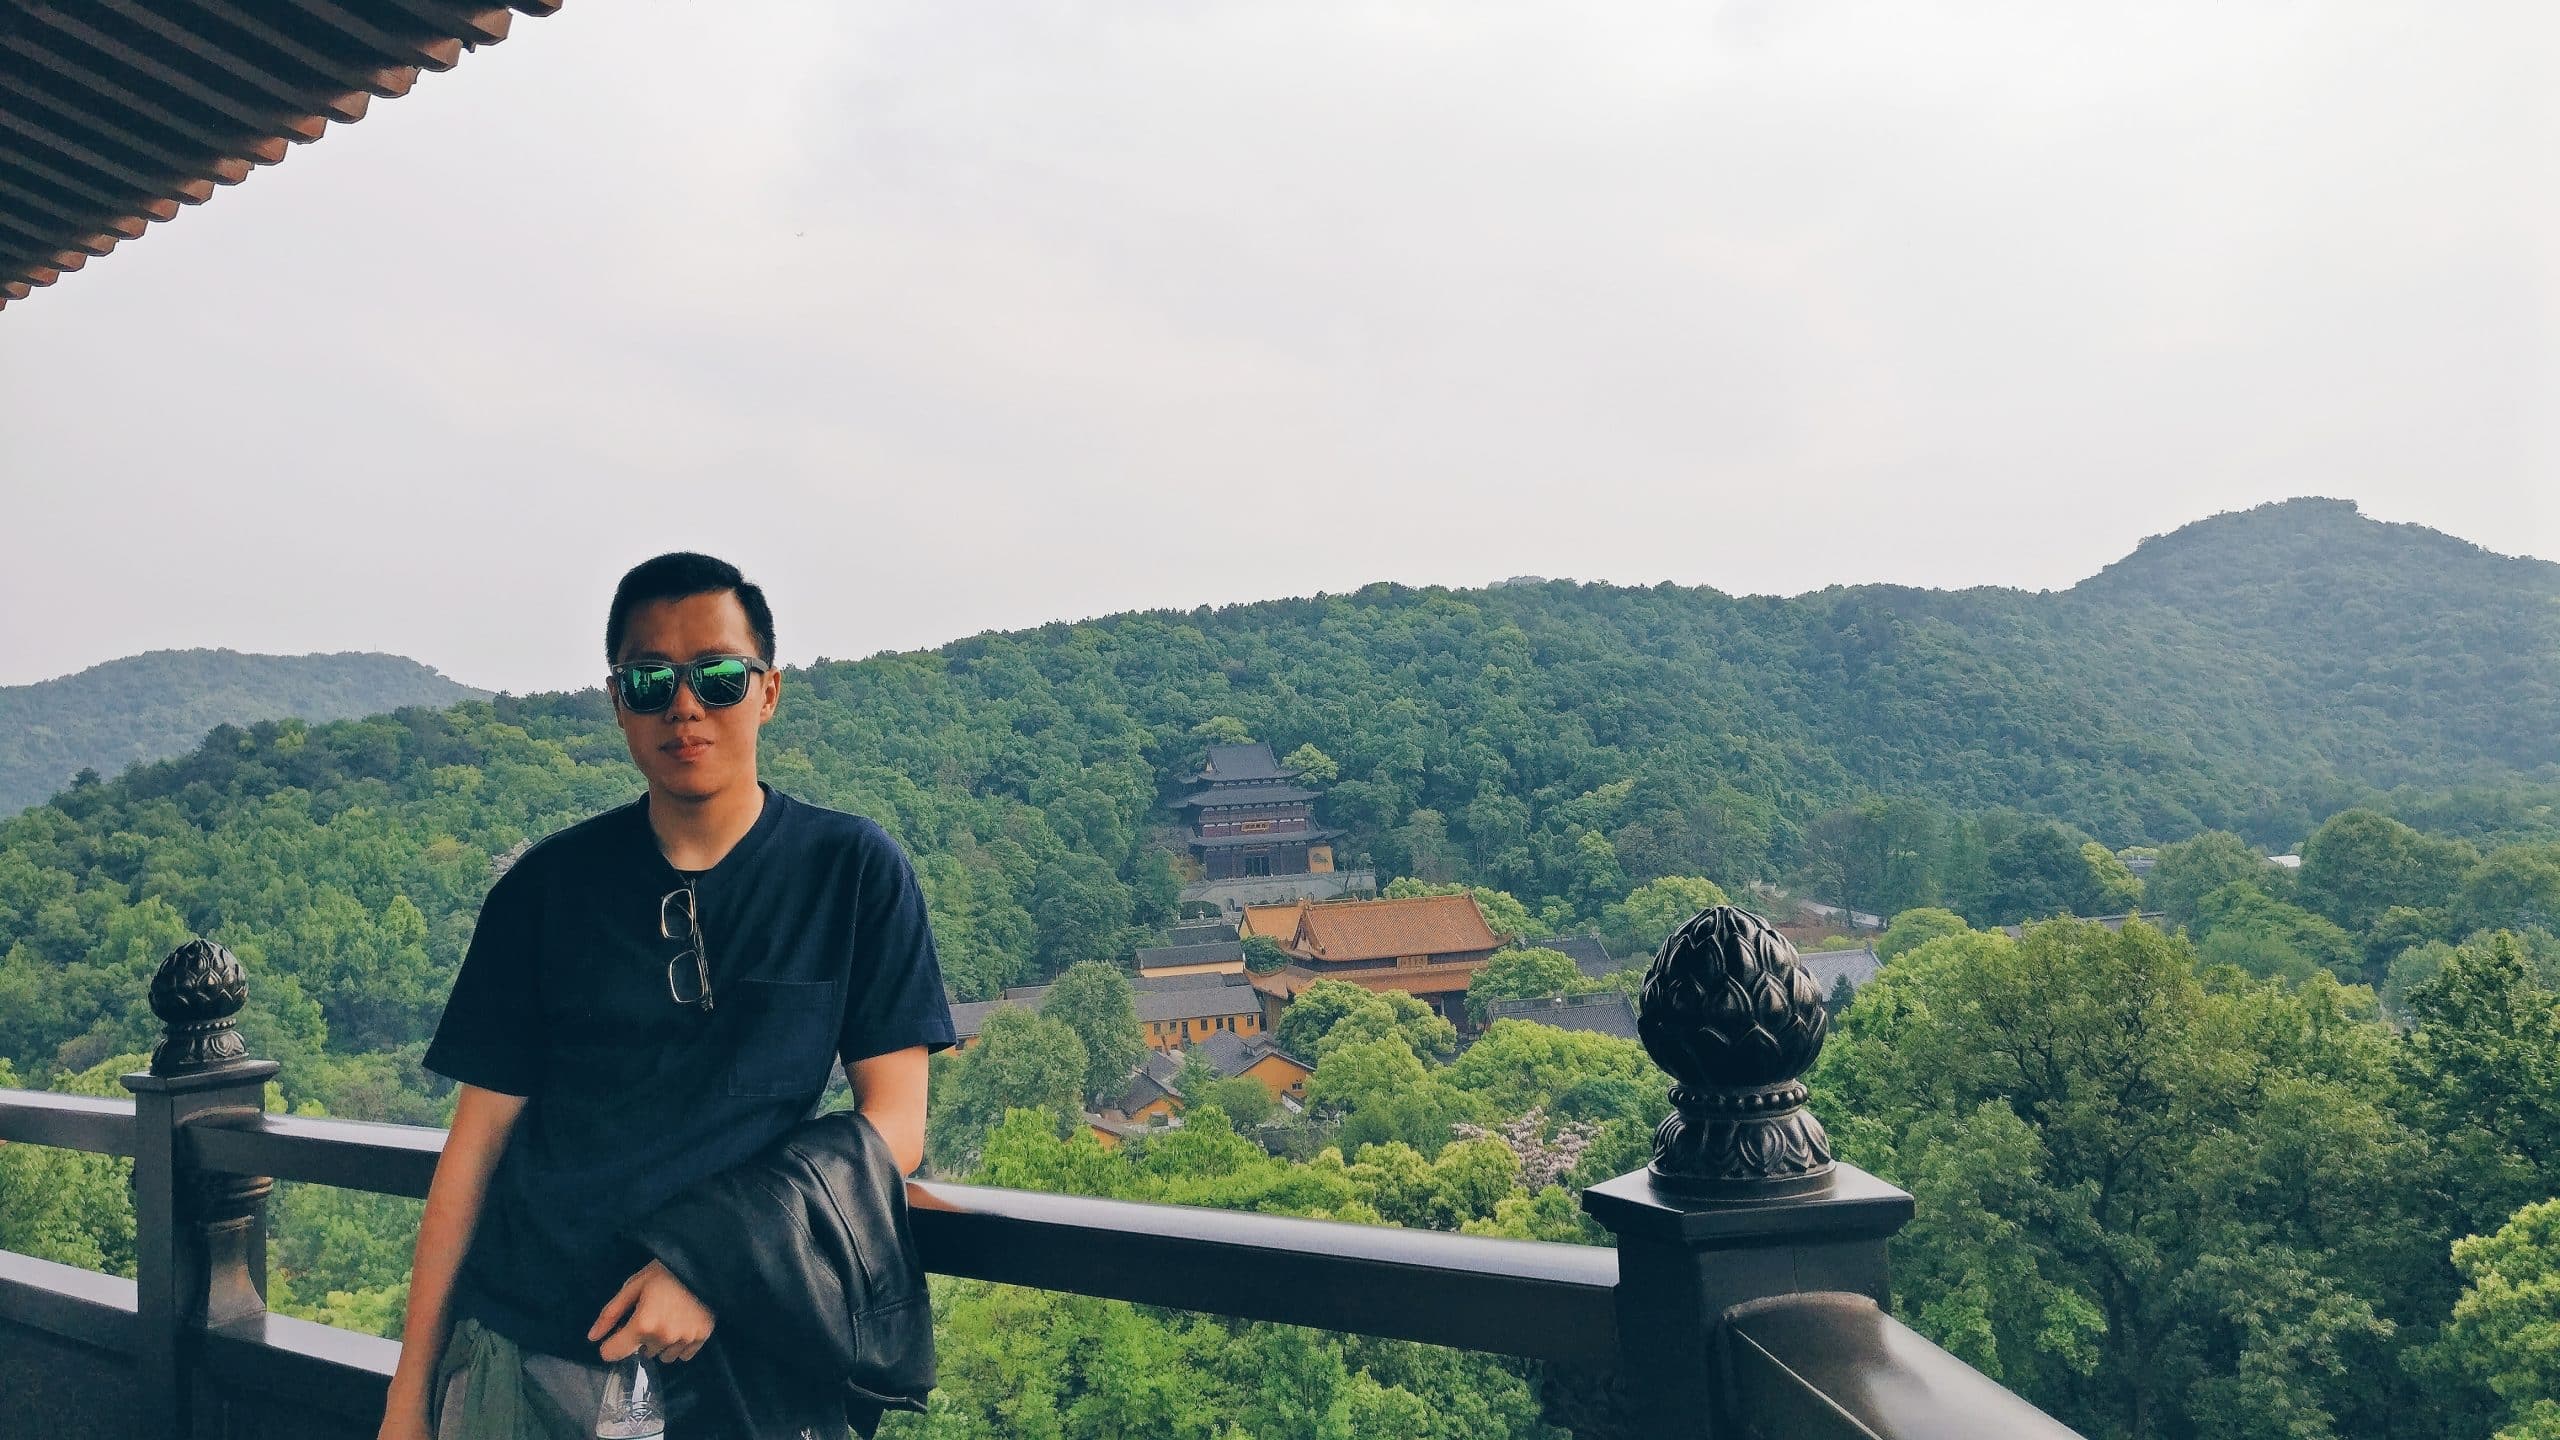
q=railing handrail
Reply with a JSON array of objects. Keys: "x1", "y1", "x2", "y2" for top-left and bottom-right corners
[
  {"x1": 0, "y1": 1087, "x2": 135, "y2": 1158},
  {"x1": 182, "y1": 1104, "x2": 447, "y2": 1198},
  {"x1": 1725, "y1": 1291, "x2": 2085, "y2": 1439},
  {"x1": 909, "y1": 1179, "x2": 1619, "y2": 1363},
  {"x1": 0, "y1": 1086, "x2": 1620, "y2": 1364}
]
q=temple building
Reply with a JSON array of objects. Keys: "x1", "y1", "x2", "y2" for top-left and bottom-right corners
[
  {"x1": 1179, "y1": 743, "x2": 1340, "y2": 880},
  {"x1": 1135, "y1": 931, "x2": 1247, "y2": 979},
  {"x1": 1242, "y1": 892, "x2": 1502, "y2": 1028},
  {"x1": 946, "y1": 970, "x2": 1266, "y2": 1053}
]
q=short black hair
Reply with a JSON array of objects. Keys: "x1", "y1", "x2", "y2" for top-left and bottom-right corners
[{"x1": 605, "y1": 552, "x2": 776, "y2": 666}]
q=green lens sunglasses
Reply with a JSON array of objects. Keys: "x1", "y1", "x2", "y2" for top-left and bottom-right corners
[{"x1": 609, "y1": 654, "x2": 772, "y2": 714}]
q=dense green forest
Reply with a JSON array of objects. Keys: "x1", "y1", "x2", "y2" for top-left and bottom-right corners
[
  {"x1": 3, "y1": 496, "x2": 2559, "y2": 1438},
  {"x1": 0, "y1": 648, "x2": 488, "y2": 815}
]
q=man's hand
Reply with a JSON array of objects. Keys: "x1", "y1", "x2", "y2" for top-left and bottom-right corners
[{"x1": 588, "y1": 1258, "x2": 716, "y2": 1364}]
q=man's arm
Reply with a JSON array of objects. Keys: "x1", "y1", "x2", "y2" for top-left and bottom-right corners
[
  {"x1": 596, "y1": 1049, "x2": 932, "y2": 1369},
  {"x1": 381, "y1": 1084, "x2": 528, "y2": 1434},
  {"x1": 844, "y1": 1045, "x2": 928, "y2": 1176}
]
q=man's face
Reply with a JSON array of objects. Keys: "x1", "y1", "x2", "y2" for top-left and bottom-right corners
[{"x1": 611, "y1": 589, "x2": 780, "y2": 803}]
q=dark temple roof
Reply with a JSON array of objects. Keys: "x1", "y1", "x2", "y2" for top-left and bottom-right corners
[
  {"x1": 1189, "y1": 1030, "x2": 1308, "y2": 1078},
  {"x1": 1502, "y1": 933, "x2": 1618, "y2": 978},
  {"x1": 1176, "y1": 784, "x2": 1320, "y2": 808},
  {"x1": 0, "y1": 0, "x2": 563, "y2": 311},
  {"x1": 1483, "y1": 992, "x2": 1640, "y2": 1041},
  {"x1": 1797, "y1": 945, "x2": 1882, "y2": 996},
  {"x1": 1134, "y1": 987, "x2": 1262, "y2": 1024},
  {"x1": 1189, "y1": 743, "x2": 1297, "y2": 784},
  {"x1": 953, "y1": 973, "x2": 1259, "y2": 1039},
  {"x1": 1189, "y1": 827, "x2": 1340, "y2": 850},
  {"x1": 1134, "y1": 939, "x2": 1245, "y2": 970}
]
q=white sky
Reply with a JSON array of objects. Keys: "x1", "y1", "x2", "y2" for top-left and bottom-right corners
[{"x1": 2, "y1": 1, "x2": 2553, "y2": 695}]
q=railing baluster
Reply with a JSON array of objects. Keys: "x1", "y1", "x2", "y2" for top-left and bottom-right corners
[
  {"x1": 119, "y1": 938, "x2": 279, "y2": 1440},
  {"x1": 1583, "y1": 905, "x2": 1917, "y2": 1439}
]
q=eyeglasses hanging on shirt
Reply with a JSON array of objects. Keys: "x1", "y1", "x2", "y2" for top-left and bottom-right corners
[{"x1": 660, "y1": 878, "x2": 714, "y2": 1011}]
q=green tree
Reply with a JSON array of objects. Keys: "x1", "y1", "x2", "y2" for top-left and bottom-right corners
[
  {"x1": 1271, "y1": 978, "x2": 1375, "y2": 1060},
  {"x1": 1173, "y1": 1050, "x2": 1221, "y2": 1105},
  {"x1": 1813, "y1": 920, "x2": 2429, "y2": 1439},
  {"x1": 1345, "y1": 1141, "x2": 1439, "y2": 1227},
  {"x1": 1335, "y1": 1082, "x2": 1487, "y2": 1160},
  {"x1": 1042, "y1": 961, "x2": 1146, "y2": 1107},
  {"x1": 1189, "y1": 715, "x2": 1254, "y2": 746},
  {"x1": 1876, "y1": 907, "x2": 1970, "y2": 962},
  {"x1": 1271, "y1": 978, "x2": 1456, "y2": 1064},
  {"x1": 1977, "y1": 823, "x2": 2097, "y2": 924},
  {"x1": 2298, "y1": 809, "x2": 2479, "y2": 936},
  {"x1": 1305, "y1": 1036, "x2": 1428, "y2": 1117},
  {"x1": 929, "y1": 1007, "x2": 1089, "y2": 1173},
  {"x1": 1195, "y1": 1075, "x2": 1274, "y2": 1128},
  {"x1": 2455, "y1": 845, "x2": 2560, "y2": 939},
  {"x1": 1567, "y1": 829, "x2": 1627, "y2": 911},
  {"x1": 1304, "y1": 1035, "x2": 1486, "y2": 1158},
  {"x1": 1240, "y1": 934, "x2": 1291, "y2": 974},
  {"x1": 1443, "y1": 1020, "x2": 1666, "y2": 1125},
  {"x1": 2077, "y1": 843, "x2": 2145, "y2": 916},
  {"x1": 1390, "y1": 809, "x2": 1457, "y2": 884},
  {"x1": 2439, "y1": 1197, "x2": 2560, "y2": 1440},
  {"x1": 2149, "y1": 830, "x2": 2275, "y2": 929},
  {"x1": 2189, "y1": 883, "x2": 2362, "y2": 983},
  {"x1": 1031, "y1": 853, "x2": 1135, "y2": 978},
  {"x1": 1797, "y1": 799, "x2": 1948, "y2": 922},
  {"x1": 1463, "y1": 947, "x2": 1593, "y2": 1025},
  {"x1": 2365, "y1": 904, "x2": 2453, "y2": 980},
  {"x1": 2398, "y1": 934, "x2": 2560, "y2": 1234},
  {"x1": 1280, "y1": 743, "x2": 1339, "y2": 785},
  {"x1": 1423, "y1": 1136, "x2": 1520, "y2": 1229},
  {"x1": 1601, "y1": 875, "x2": 1730, "y2": 961}
]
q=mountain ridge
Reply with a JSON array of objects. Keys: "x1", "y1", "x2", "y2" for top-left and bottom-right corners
[
  {"x1": 0, "y1": 649, "x2": 490, "y2": 815},
  {"x1": 19, "y1": 498, "x2": 2557, "y2": 853}
]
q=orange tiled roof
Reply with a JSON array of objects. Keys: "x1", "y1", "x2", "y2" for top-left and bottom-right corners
[
  {"x1": 1290, "y1": 894, "x2": 1497, "y2": 963},
  {"x1": 1239, "y1": 903, "x2": 1303, "y2": 940}
]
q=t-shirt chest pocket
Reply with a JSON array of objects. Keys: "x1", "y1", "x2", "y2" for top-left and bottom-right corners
[{"x1": 724, "y1": 976, "x2": 844, "y2": 1097}]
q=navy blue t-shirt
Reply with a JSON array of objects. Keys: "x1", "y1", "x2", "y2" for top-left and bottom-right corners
[{"x1": 421, "y1": 781, "x2": 956, "y2": 1361}]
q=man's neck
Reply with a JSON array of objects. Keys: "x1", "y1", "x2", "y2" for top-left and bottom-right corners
[{"x1": 645, "y1": 776, "x2": 767, "y2": 873}]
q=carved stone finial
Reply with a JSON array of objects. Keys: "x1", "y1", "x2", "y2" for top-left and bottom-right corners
[
  {"x1": 147, "y1": 938, "x2": 252, "y2": 1076},
  {"x1": 1636, "y1": 905, "x2": 1835, "y2": 1197}
]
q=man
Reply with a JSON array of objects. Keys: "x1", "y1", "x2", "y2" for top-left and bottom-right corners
[{"x1": 378, "y1": 553, "x2": 954, "y2": 1440}]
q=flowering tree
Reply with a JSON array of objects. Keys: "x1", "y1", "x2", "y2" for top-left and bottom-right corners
[{"x1": 1450, "y1": 1106, "x2": 1601, "y2": 1194}]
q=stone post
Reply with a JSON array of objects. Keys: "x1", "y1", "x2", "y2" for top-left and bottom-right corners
[
  {"x1": 1581, "y1": 906, "x2": 1914, "y2": 1438},
  {"x1": 121, "y1": 938, "x2": 280, "y2": 1440}
]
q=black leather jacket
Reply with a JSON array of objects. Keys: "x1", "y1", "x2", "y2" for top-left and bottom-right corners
[{"x1": 619, "y1": 1107, "x2": 935, "y2": 1440}]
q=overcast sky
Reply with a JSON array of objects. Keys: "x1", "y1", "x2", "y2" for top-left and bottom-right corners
[{"x1": 2, "y1": 1, "x2": 2552, "y2": 695}]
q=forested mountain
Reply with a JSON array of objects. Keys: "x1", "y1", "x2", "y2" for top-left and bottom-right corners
[
  {"x1": 0, "y1": 649, "x2": 489, "y2": 816},
  {"x1": 2071, "y1": 497, "x2": 2560, "y2": 800},
  {"x1": 5, "y1": 496, "x2": 2555, "y2": 1060}
]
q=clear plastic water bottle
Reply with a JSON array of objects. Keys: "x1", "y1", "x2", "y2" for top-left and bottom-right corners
[{"x1": 594, "y1": 1353, "x2": 666, "y2": 1439}]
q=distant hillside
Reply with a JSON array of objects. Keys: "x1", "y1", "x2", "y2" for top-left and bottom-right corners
[
  {"x1": 0, "y1": 650, "x2": 490, "y2": 813},
  {"x1": 5, "y1": 496, "x2": 2554, "y2": 1026},
  {"x1": 2068, "y1": 497, "x2": 2560, "y2": 779},
  {"x1": 1690, "y1": 496, "x2": 2560, "y2": 843}
]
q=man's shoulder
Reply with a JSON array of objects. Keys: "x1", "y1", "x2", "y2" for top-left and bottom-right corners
[
  {"x1": 777, "y1": 793, "x2": 905, "y2": 861},
  {"x1": 495, "y1": 798, "x2": 644, "y2": 887}
]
